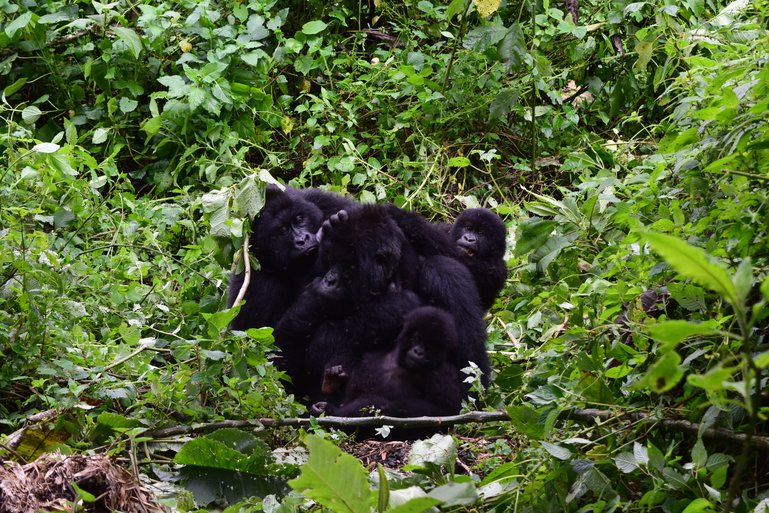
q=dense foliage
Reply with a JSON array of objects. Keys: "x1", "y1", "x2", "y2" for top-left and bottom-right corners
[{"x1": 1, "y1": 0, "x2": 768, "y2": 511}]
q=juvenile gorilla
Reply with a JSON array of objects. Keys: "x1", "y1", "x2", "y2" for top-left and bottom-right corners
[
  {"x1": 313, "y1": 306, "x2": 463, "y2": 417},
  {"x1": 449, "y1": 208, "x2": 507, "y2": 310},
  {"x1": 274, "y1": 205, "x2": 421, "y2": 402},
  {"x1": 227, "y1": 186, "x2": 353, "y2": 330},
  {"x1": 382, "y1": 205, "x2": 492, "y2": 387}
]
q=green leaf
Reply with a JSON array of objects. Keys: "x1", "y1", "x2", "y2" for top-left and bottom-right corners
[
  {"x1": 446, "y1": 0, "x2": 467, "y2": 20},
  {"x1": 289, "y1": 435, "x2": 371, "y2": 513},
  {"x1": 5, "y1": 11, "x2": 33, "y2": 38},
  {"x1": 639, "y1": 230, "x2": 738, "y2": 307},
  {"x1": 427, "y1": 481, "x2": 478, "y2": 507},
  {"x1": 633, "y1": 351, "x2": 684, "y2": 393},
  {"x1": 302, "y1": 20, "x2": 328, "y2": 35},
  {"x1": 376, "y1": 464, "x2": 389, "y2": 513},
  {"x1": 506, "y1": 404, "x2": 545, "y2": 439},
  {"x1": 92, "y1": 127, "x2": 110, "y2": 145},
  {"x1": 114, "y1": 27, "x2": 142, "y2": 59},
  {"x1": 540, "y1": 441, "x2": 572, "y2": 460},
  {"x1": 388, "y1": 497, "x2": 442, "y2": 513},
  {"x1": 658, "y1": 127, "x2": 698, "y2": 153},
  {"x1": 733, "y1": 257, "x2": 752, "y2": 307},
  {"x1": 21, "y1": 106, "x2": 42, "y2": 124},
  {"x1": 488, "y1": 89, "x2": 518, "y2": 122},
  {"x1": 4, "y1": 77, "x2": 27, "y2": 98},
  {"x1": 645, "y1": 320, "x2": 719, "y2": 350},
  {"x1": 119, "y1": 97, "x2": 138, "y2": 113},
  {"x1": 514, "y1": 219, "x2": 556, "y2": 256},
  {"x1": 687, "y1": 364, "x2": 737, "y2": 392},
  {"x1": 447, "y1": 156, "x2": 470, "y2": 167},
  {"x1": 614, "y1": 451, "x2": 638, "y2": 473},
  {"x1": 175, "y1": 437, "x2": 271, "y2": 475},
  {"x1": 681, "y1": 498, "x2": 714, "y2": 513}
]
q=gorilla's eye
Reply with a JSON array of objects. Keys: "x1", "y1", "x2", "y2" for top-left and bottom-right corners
[
  {"x1": 374, "y1": 252, "x2": 390, "y2": 266},
  {"x1": 293, "y1": 214, "x2": 304, "y2": 225}
]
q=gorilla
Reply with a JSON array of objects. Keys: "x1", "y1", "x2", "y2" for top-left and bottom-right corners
[
  {"x1": 227, "y1": 186, "x2": 353, "y2": 331},
  {"x1": 312, "y1": 306, "x2": 463, "y2": 417},
  {"x1": 448, "y1": 208, "x2": 507, "y2": 310},
  {"x1": 380, "y1": 206, "x2": 491, "y2": 386},
  {"x1": 273, "y1": 205, "x2": 421, "y2": 402}
]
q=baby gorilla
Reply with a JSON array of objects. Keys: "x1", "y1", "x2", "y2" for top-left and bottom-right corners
[
  {"x1": 312, "y1": 306, "x2": 463, "y2": 417},
  {"x1": 227, "y1": 186, "x2": 352, "y2": 330},
  {"x1": 449, "y1": 208, "x2": 507, "y2": 311}
]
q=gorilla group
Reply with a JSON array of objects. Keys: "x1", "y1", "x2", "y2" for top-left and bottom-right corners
[{"x1": 227, "y1": 186, "x2": 507, "y2": 418}]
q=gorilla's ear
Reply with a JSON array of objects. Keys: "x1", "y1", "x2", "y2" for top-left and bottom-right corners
[{"x1": 265, "y1": 183, "x2": 284, "y2": 202}]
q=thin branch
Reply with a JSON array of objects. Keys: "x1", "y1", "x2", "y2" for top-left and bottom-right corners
[
  {"x1": 232, "y1": 234, "x2": 251, "y2": 307},
  {"x1": 140, "y1": 408, "x2": 769, "y2": 452}
]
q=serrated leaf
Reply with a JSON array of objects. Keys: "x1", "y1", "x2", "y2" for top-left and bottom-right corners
[
  {"x1": 92, "y1": 127, "x2": 110, "y2": 144},
  {"x1": 114, "y1": 26, "x2": 142, "y2": 59},
  {"x1": 614, "y1": 451, "x2": 638, "y2": 473},
  {"x1": 188, "y1": 86, "x2": 206, "y2": 111},
  {"x1": 302, "y1": 20, "x2": 327, "y2": 35},
  {"x1": 633, "y1": 442, "x2": 649, "y2": 466},
  {"x1": 489, "y1": 89, "x2": 518, "y2": 122},
  {"x1": 289, "y1": 435, "x2": 371, "y2": 513},
  {"x1": 541, "y1": 441, "x2": 572, "y2": 460},
  {"x1": 158, "y1": 75, "x2": 189, "y2": 98},
  {"x1": 639, "y1": 230, "x2": 738, "y2": 307}
]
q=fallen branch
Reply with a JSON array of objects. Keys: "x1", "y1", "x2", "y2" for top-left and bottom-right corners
[{"x1": 140, "y1": 408, "x2": 769, "y2": 451}]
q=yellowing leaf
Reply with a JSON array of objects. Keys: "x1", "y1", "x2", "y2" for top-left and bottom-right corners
[{"x1": 473, "y1": 0, "x2": 501, "y2": 18}]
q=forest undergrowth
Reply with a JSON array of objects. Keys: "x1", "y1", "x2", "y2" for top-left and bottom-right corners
[{"x1": 1, "y1": 0, "x2": 769, "y2": 511}]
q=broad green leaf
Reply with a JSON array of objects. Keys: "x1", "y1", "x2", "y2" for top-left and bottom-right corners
[
  {"x1": 633, "y1": 351, "x2": 684, "y2": 393},
  {"x1": 5, "y1": 11, "x2": 33, "y2": 38},
  {"x1": 175, "y1": 437, "x2": 271, "y2": 475},
  {"x1": 446, "y1": 0, "x2": 467, "y2": 20},
  {"x1": 119, "y1": 97, "x2": 138, "y2": 113},
  {"x1": 633, "y1": 442, "x2": 649, "y2": 466},
  {"x1": 376, "y1": 465, "x2": 389, "y2": 513},
  {"x1": 32, "y1": 142, "x2": 60, "y2": 154},
  {"x1": 691, "y1": 439, "x2": 707, "y2": 467},
  {"x1": 302, "y1": 20, "x2": 327, "y2": 35},
  {"x1": 645, "y1": 319, "x2": 719, "y2": 350},
  {"x1": 614, "y1": 451, "x2": 638, "y2": 473},
  {"x1": 489, "y1": 89, "x2": 518, "y2": 122},
  {"x1": 289, "y1": 435, "x2": 371, "y2": 513},
  {"x1": 473, "y1": 0, "x2": 501, "y2": 17},
  {"x1": 681, "y1": 498, "x2": 714, "y2": 513},
  {"x1": 447, "y1": 156, "x2": 471, "y2": 167},
  {"x1": 114, "y1": 27, "x2": 142, "y2": 59},
  {"x1": 540, "y1": 441, "x2": 572, "y2": 460},
  {"x1": 514, "y1": 219, "x2": 556, "y2": 256},
  {"x1": 658, "y1": 127, "x2": 698, "y2": 153},
  {"x1": 188, "y1": 86, "x2": 206, "y2": 111},
  {"x1": 506, "y1": 404, "x2": 545, "y2": 439},
  {"x1": 639, "y1": 230, "x2": 738, "y2": 307},
  {"x1": 21, "y1": 106, "x2": 42, "y2": 124},
  {"x1": 92, "y1": 127, "x2": 110, "y2": 144},
  {"x1": 427, "y1": 481, "x2": 478, "y2": 507},
  {"x1": 388, "y1": 497, "x2": 442, "y2": 513},
  {"x1": 635, "y1": 41, "x2": 653, "y2": 70},
  {"x1": 687, "y1": 364, "x2": 737, "y2": 392}
]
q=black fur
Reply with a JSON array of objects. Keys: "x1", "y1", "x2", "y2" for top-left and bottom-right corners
[
  {"x1": 313, "y1": 306, "x2": 463, "y2": 417},
  {"x1": 449, "y1": 208, "x2": 507, "y2": 310},
  {"x1": 227, "y1": 186, "x2": 352, "y2": 330},
  {"x1": 274, "y1": 204, "x2": 421, "y2": 402}
]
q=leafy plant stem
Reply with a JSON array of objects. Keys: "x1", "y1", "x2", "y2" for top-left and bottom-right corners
[
  {"x1": 529, "y1": 0, "x2": 538, "y2": 174},
  {"x1": 441, "y1": 0, "x2": 470, "y2": 94}
]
